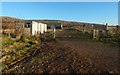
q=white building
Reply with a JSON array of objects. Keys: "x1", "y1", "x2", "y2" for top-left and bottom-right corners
[
  {"x1": 32, "y1": 21, "x2": 47, "y2": 35},
  {"x1": 24, "y1": 21, "x2": 47, "y2": 36}
]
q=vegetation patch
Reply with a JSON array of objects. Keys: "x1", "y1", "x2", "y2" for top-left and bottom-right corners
[
  {"x1": 92, "y1": 37, "x2": 120, "y2": 46},
  {"x1": 1, "y1": 35, "x2": 41, "y2": 71}
]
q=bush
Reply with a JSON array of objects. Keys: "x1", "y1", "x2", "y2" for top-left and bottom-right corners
[
  {"x1": 25, "y1": 43, "x2": 33, "y2": 47},
  {"x1": 3, "y1": 38, "x2": 15, "y2": 47},
  {"x1": 94, "y1": 37, "x2": 119, "y2": 46},
  {"x1": 16, "y1": 45, "x2": 26, "y2": 51}
]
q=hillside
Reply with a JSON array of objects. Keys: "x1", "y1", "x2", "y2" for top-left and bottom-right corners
[
  {"x1": 1, "y1": 16, "x2": 24, "y2": 29},
  {"x1": 1, "y1": 16, "x2": 106, "y2": 29},
  {"x1": 25, "y1": 19, "x2": 105, "y2": 27}
]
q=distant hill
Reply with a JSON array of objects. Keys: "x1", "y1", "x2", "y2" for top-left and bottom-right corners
[
  {"x1": 1, "y1": 16, "x2": 106, "y2": 29},
  {"x1": 25, "y1": 19, "x2": 104, "y2": 26},
  {"x1": 1, "y1": 16, "x2": 23, "y2": 22},
  {"x1": 1, "y1": 16, "x2": 24, "y2": 29}
]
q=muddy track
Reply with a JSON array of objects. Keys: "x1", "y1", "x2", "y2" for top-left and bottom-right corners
[
  {"x1": 2, "y1": 42, "x2": 104, "y2": 74},
  {"x1": 57, "y1": 37, "x2": 119, "y2": 73},
  {"x1": 55, "y1": 29, "x2": 119, "y2": 73}
]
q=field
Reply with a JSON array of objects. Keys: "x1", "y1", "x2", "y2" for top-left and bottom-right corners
[{"x1": 1, "y1": 29, "x2": 119, "y2": 74}]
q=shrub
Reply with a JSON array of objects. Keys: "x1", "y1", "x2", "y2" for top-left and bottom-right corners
[
  {"x1": 2, "y1": 38, "x2": 15, "y2": 47},
  {"x1": 25, "y1": 43, "x2": 32, "y2": 47},
  {"x1": 16, "y1": 45, "x2": 26, "y2": 51},
  {"x1": 20, "y1": 36, "x2": 26, "y2": 42}
]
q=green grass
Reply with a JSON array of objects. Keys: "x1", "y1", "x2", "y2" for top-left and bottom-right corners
[
  {"x1": 1, "y1": 33, "x2": 55, "y2": 71},
  {"x1": 1, "y1": 35, "x2": 42, "y2": 70},
  {"x1": 92, "y1": 37, "x2": 120, "y2": 46},
  {"x1": 2, "y1": 38, "x2": 15, "y2": 48},
  {"x1": 16, "y1": 45, "x2": 26, "y2": 51}
]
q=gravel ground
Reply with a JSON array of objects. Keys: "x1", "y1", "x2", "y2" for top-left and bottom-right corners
[
  {"x1": 58, "y1": 38, "x2": 119, "y2": 73},
  {"x1": 2, "y1": 41, "x2": 110, "y2": 74}
]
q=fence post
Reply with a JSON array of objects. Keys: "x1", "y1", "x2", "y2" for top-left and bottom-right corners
[
  {"x1": 8, "y1": 33, "x2": 11, "y2": 38},
  {"x1": 53, "y1": 28, "x2": 56, "y2": 39},
  {"x1": 93, "y1": 29, "x2": 95, "y2": 39}
]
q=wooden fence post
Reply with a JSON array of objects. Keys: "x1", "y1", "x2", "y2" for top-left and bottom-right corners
[{"x1": 53, "y1": 28, "x2": 56, "y2": 39}]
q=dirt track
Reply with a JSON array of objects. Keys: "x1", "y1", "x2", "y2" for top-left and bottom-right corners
[{"x1": 58, "y1": 38, "x2": 119, "y2": 73}]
